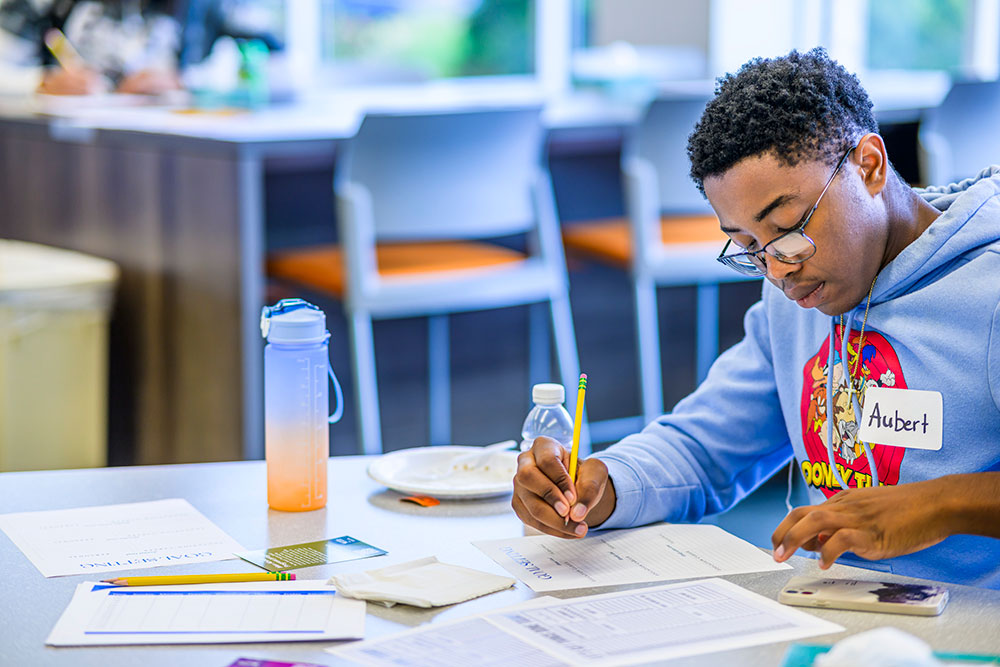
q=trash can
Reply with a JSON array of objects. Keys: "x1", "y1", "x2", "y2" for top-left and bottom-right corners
[{"x1": 0, "y1": 240, "x2": 118, "y2": 471}]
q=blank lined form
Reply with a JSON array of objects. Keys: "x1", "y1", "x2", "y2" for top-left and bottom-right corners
[
  {"x1": 333, "y1": 579, "x2": 841, "y2": 667},
  {"x1": 490, "y1": 579, "x2": 842, "y2": 665},
  {"x1": 47, "y1": 582, "x2": 365, "y2": 645},
  {"x1": 496, "y1": 582, "x2": 794, "y2": 656},
  {"x1": 337, "y1": 617, "x2": 568, "y2": 667},
  {"x1": 474, "y1": 523, "x2": 790, "y2": 591},
  {"x1": 87, "y1": 590, "x2": 338, "y2": 634}
]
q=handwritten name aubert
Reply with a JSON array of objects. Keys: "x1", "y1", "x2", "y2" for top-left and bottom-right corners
[{"x1": 866, "y1": 402, "x2": 930, "y2": 434}]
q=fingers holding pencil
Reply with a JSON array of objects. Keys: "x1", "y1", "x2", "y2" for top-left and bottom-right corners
[{"x1": 513, "y1": 434, "x2": 614, "y2": 538}]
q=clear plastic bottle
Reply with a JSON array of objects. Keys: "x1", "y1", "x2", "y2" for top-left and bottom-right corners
[
  {"x1": 520, "y1": 383, "x2": 574, "y2": 453},
  {"x1": 260, "y1": 299, "x2": 343, "y2": 512}
]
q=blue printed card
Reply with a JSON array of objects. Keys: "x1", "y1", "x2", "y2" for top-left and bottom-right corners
[{"x1": 236, "y1": 536, "x2": 387, "y2": 572}]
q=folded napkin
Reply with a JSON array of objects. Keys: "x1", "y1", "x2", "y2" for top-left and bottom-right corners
[{"x1": 328, "y1": 556, "x2": 515, "y2": 608}]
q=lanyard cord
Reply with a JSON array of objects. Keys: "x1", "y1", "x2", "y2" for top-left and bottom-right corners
[
  {"x1": 826, "y1": 312, "x2": 880, "y2": 491},
  {"x1": 839, "y1": 311, "x2": 879, "y2": 487}
]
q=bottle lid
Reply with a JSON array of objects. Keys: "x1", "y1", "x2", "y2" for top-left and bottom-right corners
[
  {"x1": 532, "y1": 383, "x2": 565, "y2": 404},
  {"x1": 261, "y1": 298, "x2": 327, "y2": 344}
]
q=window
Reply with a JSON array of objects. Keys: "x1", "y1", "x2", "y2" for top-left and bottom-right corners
[
  {"x1": 270, "y1": 0, "x2": 998, "y2": 95},
  {"x1": 572, "y1": 0, "x2": 711, "y2": 83},
  {"x1": 868, "y1": 0, "x2": 971, "y2": 72},
  {"x1": 834, "y1": 0, "x2": 999, "y2": 81},
  {"x1": 319, "y1": 0, "x2": 535, "y2": 80}
]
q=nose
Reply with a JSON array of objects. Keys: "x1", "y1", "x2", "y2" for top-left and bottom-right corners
[{"x1": 763, "y1": 254, "x2": 800, "y2": 281}]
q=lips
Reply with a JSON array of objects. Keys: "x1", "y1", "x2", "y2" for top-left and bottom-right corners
[{"x1": 787, "y1": 282, "x2": 824, "y2": 308}]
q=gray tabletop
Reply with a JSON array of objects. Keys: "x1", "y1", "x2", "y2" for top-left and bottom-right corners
[{"x1": 1, "y1": 457, "x2": 997, "y2": 666}]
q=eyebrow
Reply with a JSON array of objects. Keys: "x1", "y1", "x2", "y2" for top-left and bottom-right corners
[{"x1": 719, "y1": 192, "x2": 800, "y2": 234}]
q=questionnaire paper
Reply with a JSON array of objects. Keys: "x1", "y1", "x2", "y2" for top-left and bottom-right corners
[
  {"x1": 474, "y1": 523, "x2": 791, "y2": 591},
  {"x1": 334, "y1": 578, "x2": 841, "y2": 666},
  {"x1": 47, "y1": 581, "x2": 366, "y2": 645},
  {"x1": 0, "y1": 498, "x2": 246, "y2": 577}
]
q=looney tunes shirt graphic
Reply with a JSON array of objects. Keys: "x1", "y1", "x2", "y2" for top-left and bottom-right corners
[{"x1": 800, "y1": 325, "x2": 907, "y2": 497}]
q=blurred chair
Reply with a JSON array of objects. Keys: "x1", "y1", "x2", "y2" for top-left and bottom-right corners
[
  {"x1": 563, "y1": 97, "x2": 758, "y2": 439},
  {"x1": 268, "y1": 106, "x2": 581, "y2": 455},
  {"x1": 919, "y1": 80, "x2": 1000, "y2": 186}
]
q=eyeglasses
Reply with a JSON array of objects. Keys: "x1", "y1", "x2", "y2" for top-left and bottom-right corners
[{"x1": 716, "y1": 147, "x2": 854, "y2": 277}]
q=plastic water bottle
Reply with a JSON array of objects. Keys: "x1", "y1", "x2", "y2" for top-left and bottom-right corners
[
  {"x1": 260, "y1": 299, "x2": 344, "y2": 512},
  {"x1": 520, "y1": 383, "x2": 574, "y2": 453}
]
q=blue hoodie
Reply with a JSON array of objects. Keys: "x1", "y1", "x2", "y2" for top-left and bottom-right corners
[{"x1": 595, "y1": 166, "x2": 1000, "y2": 589}]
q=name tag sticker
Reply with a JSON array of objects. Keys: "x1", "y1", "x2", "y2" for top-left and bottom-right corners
[{"x1": 858, "y1": 387, "x2": 943, "y2": 451}]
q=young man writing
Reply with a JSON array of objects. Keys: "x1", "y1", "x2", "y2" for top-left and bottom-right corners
[{"x1": 513, "y1": 48, "x2": 1000, "y2": 588}]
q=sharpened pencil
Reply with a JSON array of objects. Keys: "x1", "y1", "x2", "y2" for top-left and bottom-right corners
[
  {"x1": 565, "y1": 373, "x2": 587, "y2": 526},
  {"x1": 100, "y1": 572, "x2": 295, "y2": 586},
  {"x1": 43, "y1": 28, "x2": 86, "y2": 71}
]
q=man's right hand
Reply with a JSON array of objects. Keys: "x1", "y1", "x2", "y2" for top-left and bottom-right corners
[
  {"x1": 512, "y1": 436, "x2": 616, "y2": 538},
  {"x1": 37, "y1": 66, "x2": 109, "y2": 95}
]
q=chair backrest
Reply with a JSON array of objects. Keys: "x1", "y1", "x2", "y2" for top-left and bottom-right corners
[
  {"x1": 335, "y1": 106, "x2": 545, "y2": 240},
  {"x1": 919, "y1": 80, "x2": 1000, "y2": 186},
  {"x1": 625, "y1": 96, "x2": 713, "y2": 215}
]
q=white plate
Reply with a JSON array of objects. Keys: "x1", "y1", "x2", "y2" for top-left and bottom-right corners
[{"x1": 367, "y1": 446, "x2": 518, "y2": 499}]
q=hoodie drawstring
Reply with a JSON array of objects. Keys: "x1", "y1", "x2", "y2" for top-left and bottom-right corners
[{"x1": 826, "y1": 312, "x2": 880, "y2": 490}]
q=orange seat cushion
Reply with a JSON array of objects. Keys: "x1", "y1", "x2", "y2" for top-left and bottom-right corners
[
  {"x1": 267, "y1": 241, "x2": 526, "y2": 297},
  {"x1": 562, "y1": 215, "x2": 726, "y2": 267}
]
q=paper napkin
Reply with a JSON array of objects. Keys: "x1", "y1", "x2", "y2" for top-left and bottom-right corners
[{"x1": 328, "y1": 556, "x2": 515, "y2": 608}]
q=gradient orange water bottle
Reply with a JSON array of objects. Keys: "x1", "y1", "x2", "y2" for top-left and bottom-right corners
[{"x1": 260, "y1": 299, "x2": 344, "y2": 511}]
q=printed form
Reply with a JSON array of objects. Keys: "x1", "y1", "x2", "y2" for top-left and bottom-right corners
[
  {"x1": 474, "y1": 523, "x2": 790, "y2": 591},
  {"x1": 0, "y1": 498, "x2": 245, "y2": 577},
  {"x1": 333, "y1": 578, "x2": 842, "y2": 666},
  {"x1": 47, "y1": 581, "x2": 366, "y2": 645}
]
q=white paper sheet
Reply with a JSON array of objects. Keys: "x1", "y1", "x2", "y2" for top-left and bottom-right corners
[
  {"x1": 333, "y1": 579, "x2": 841, "y2": 667},
  {"x1": 47, "y1": 581, "x2": 366, "y2": 645},
  {"x1": 331, "y1": 597, "x2": 562, "y2": 666},
  {"x1": 473, "y1": 523, "x2": 791, "y2": 591},
  {"x1": 0, "y1": 498, "x2": 246, "y2": 577}
]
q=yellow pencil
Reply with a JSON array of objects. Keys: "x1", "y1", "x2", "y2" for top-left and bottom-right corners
[
  {"x1": 565, "y1": 373, "x2": 587, "y2": 526},
  {"x1": 100, "y1": 572, "x2": 295, "y2": 586},
  {"x1": 43, "y1": 29, "x2": 86, "y2": 71}
]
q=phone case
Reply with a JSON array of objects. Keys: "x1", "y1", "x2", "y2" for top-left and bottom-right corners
[{"x1": 778, "y1": 576, "x2": 949, "y2": 616}]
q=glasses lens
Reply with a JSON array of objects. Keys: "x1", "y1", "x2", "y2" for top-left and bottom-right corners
[
  {"x1": 769, "y1": 232, "x2": 815, "y2": 263},
  {"x1": 718, "y1": 254, "x2": 764, "y2": 276}
]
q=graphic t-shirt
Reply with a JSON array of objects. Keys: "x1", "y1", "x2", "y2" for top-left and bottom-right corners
[{"x1": 800, "y1": 326, "x2": 907, "y2": 497}]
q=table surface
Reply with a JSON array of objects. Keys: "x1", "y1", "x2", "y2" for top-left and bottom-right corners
[
  {"x1": 2, "y1": 457, "x2": 997, "y2": 667},
  {"x1": 0, "y1": 71, "x2": 951, "y2": 144}
]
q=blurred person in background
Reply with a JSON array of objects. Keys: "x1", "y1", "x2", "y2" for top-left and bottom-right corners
[{"x1": 0, "y1": 0, "x2": 281, "y2": 96}]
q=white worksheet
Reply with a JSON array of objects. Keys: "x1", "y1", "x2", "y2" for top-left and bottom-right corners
[
  {"x1": 47, "y1": 581, "x2": 366, "y2": 645},
  {"x1": 337, "y1": 615, "x2": 568, "y2": 667},
  {"x1": 333, "y1": 579, "x2": 841, "y2": 667},
  {"x1": 332, "y1": 597, "x2": 564, "y2": 667},
  {"x1": 473, "y1": 523, "x2": 791, "y2": 591},
  {"x1": 0, "y1": 498, "x2": 246, "y2": 577}
]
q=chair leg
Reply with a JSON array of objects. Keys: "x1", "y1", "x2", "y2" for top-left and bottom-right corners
[
  {"x1": 634, "y1": 276, "x2": 663, "y2": 425},
  {"x1": 428, "y1": 314, "x2": 451, "y2": 446},
  {"x1": 548, "y1": 293, "x2": 589, "y2": 454},
  {"x1": 349, "y1": 309, "x2": 382, "y2": 455},
  {"x1": 695, "y1": 284, "x2": 720, "y2": 384},
  {"x1": 528, "y1": 302, "x2": 550, "y2": 388}
]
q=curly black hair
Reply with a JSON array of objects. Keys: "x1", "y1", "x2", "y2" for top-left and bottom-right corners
[{"x1": 687, "y1": 48, "x2": 878, "y2": 195}]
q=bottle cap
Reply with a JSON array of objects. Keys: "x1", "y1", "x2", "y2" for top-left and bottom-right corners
[
  {"x1": 532, "y1": 383, "x2": 565, "y2": 404},
  {"x1": 261, "y1": 299, "x2": 327, "y2": 344}
]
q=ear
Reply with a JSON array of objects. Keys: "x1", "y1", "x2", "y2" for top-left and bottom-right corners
[{"x1": 855, "y1": 133, "x2": 889, "y2": 196}]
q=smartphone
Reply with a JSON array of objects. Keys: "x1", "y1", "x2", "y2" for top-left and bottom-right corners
[{"x1": 778, "y1": 576, "x2": 949, "y2": 616}]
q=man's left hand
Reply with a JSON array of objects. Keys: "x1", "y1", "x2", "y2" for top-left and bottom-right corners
[{"x1": 770, "y1": 478, "x2": 955, "y2": 568}]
